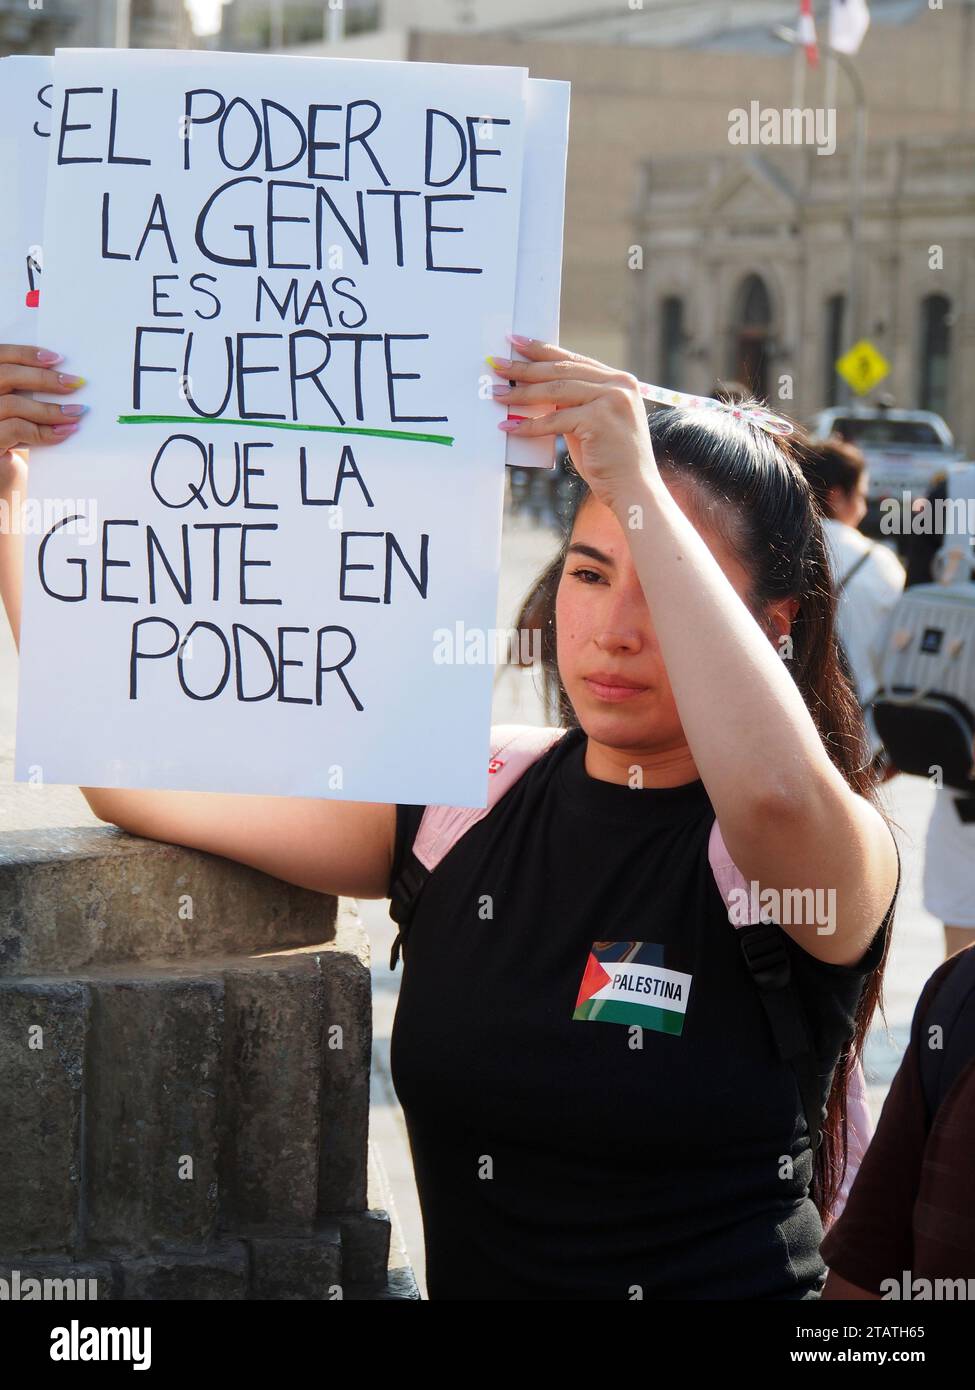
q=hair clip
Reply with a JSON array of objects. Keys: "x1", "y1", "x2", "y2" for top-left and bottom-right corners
[{"x1": 637, "y1": 381, "x2": 796, "y2": 439}]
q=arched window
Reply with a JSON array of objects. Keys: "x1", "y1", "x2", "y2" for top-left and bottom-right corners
[
  {"x1": 823, "y1": 294, "x2": 845, "y2": 407},
  {"x1": 660, "y1": 295, "x2": 684, "y2": 389},
  {"x1": 919, "y1": 294, "x2": 951, "y2": 419},
  {"x1": 731, "y1": 274, "x2": 772, "y2": 398}
]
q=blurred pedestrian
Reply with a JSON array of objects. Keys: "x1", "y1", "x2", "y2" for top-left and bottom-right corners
[
  {"x1": 821, "y1": 943, "x2": 975, "y2": 1296},
  {"x1": 797, "y1": 436, "x2": 905, "y2": 774},
  {"x1": 904, "y1": 464, "x2": 975, "y2": 959}
]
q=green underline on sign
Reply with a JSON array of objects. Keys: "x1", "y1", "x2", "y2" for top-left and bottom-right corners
[{"x1": 116, "y1": 415, "x2": 455, "y2": 446}]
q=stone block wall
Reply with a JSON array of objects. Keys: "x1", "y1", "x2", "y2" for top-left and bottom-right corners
[{"x1": 0, "y1": 826, "x2": 418, "y2": 1300}]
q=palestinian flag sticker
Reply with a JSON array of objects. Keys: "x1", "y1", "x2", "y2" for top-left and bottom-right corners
[{"x1": 573, "y1": 941, "x2": 693, "y2": 1036}]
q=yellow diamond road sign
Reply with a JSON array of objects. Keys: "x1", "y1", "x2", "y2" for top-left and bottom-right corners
[{"x1": 836, "y1": 339, "x2": 891, "y2": 396}]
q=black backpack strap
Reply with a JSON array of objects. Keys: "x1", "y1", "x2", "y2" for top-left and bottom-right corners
[
  {"x1": 918, "y1": 947, "x2": 975, "y2": 1123},
  {"x1": 738, "y1": 921, "x2": 827, "y2": 1153},
  {"x1": 387, "y1": 803, "x2": 430, "y2": 971}
]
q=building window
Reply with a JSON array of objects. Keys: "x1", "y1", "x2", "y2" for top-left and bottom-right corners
[
  {"x1": 824, "y1": 294, "x2": 845, "y2": 407},
  {"x1": 919, "y1": 294, "x2": 951, "y2": 419},
  {"x1": 660, "y1": 296, "x2": 684, "y2": 389},
  {"x1": 347, "y1": 1, "x2": 382, "y2": 36},
  {"x1": 731, "y1": 274, "x2": 772, "y2": 399}
]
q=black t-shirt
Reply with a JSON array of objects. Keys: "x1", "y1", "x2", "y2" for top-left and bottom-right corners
[{"x1": 387, "y1": 724, "x2": 891, "y2": 1301}]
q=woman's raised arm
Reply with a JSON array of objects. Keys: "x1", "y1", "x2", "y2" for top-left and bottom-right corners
[
  {"x1": 80, "y1": 782, "x2": 397, "y2": 900},
  {"x1": 491, "y1": 336, "x2": 899, "y2": 969}
]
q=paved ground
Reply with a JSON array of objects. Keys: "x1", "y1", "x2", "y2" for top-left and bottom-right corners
[{"x1": 0, "y1": 498, "x2": 949, "y2": 1302}]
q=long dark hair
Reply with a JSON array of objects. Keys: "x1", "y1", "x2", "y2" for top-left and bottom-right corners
[{"x1": 509, "y1": 401, "x2": 895, "y2": 1225}]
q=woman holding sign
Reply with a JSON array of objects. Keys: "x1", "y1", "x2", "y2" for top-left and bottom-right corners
[{"x1": 0, "y1": 335, "x2": 899, "y2": 1300}]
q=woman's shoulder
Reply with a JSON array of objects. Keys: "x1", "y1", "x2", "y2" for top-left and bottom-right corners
[{"x1": 392, "y1": 724, "x2": 574, "y2": 886}]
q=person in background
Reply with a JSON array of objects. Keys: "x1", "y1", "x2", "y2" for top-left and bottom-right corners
[
  {"x1": 905, "y1": 468, "x2": 975, "y2": 960},
  {"x1": 797, "y1": 437, "x2": 905, "y2": 775},
  {"x1": 821, "y1": 942, "x2": 975, "y2": 1296},
  {"x1": 904, "y1": 469, "x2": 951, "y2": 590}
]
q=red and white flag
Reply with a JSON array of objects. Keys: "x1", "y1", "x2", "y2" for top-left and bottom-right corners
[
  {"x1": 798, "y1": 0, "x2": 819, "y2": 67},
  {"x1": 830, "y1": 0, "x2": 871, "y2": 55}
]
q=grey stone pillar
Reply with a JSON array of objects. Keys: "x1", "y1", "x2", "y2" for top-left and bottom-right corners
[{"x1": 0, "y1": 826, "x2": 418, "y2": 1300}]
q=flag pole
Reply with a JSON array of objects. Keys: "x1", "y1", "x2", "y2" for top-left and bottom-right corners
[{"x1": 773, "y1": 25, "x2": 867, "y2": 408}]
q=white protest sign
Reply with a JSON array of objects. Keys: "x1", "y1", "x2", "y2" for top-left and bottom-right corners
[
  {"x1": 15, "y1": 47, "x2": 533, "y2": 806},
  {"x1": 0, "y1": 54, "x2": 568, "y2": 462},
  {"x1": 506, "y1": 76, "x2": 570, "y2": 471},
  {"x1": 0, "y1": 56, "x2": 53, "y2": 343}
]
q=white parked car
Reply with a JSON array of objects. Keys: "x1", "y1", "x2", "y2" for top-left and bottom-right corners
[{"x1": 807, "y1": 407, "x2": 959, "y2": 524}]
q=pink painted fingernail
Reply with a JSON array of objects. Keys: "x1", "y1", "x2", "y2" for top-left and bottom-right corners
[
  {"x1": 507, "y1": 333, "x2": 534, "y2": 348},
  {"x1": 37, "y1": 349, "x2": 63, "y2": 364},
  {"x1": 498, "y1": 418, "x2": 524, "y2": 431},
  {"x1": 51, "y1": 423, "x2": 80, "y2": 436},
  {"x1": 490, "y1": 384, "x2": 511, "y2": 396},
  {"x1": 60, "y1": 403, "x2": 88, "y2": 416}
]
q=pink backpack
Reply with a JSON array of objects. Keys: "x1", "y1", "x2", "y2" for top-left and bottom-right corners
[{"x1": 388, "y1": 723, "x2": 877, "y2": 1225}]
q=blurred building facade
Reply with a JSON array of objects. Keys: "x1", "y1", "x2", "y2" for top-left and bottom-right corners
[
  {"x1": 234, "y1": 0, "x2": 973, "y2": 443},
  {"x1": 0, "y1": 0, "x2": 194, "y2": 52},
  {"x1": 5, "y1": 0, "x2": 973, "y2": 446},
  {"x1": 219, "y1": 0, "x2": 957, "y2": 52},
  {"x1": 401, "y1": 3, "x2": 975, "y2": 452},
  {"x1": 631, "y1": 131, "x2": 974, "y2": 446},
  {"x1": 220, "y1": 0, "x2": 378, "y2": 49}
]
